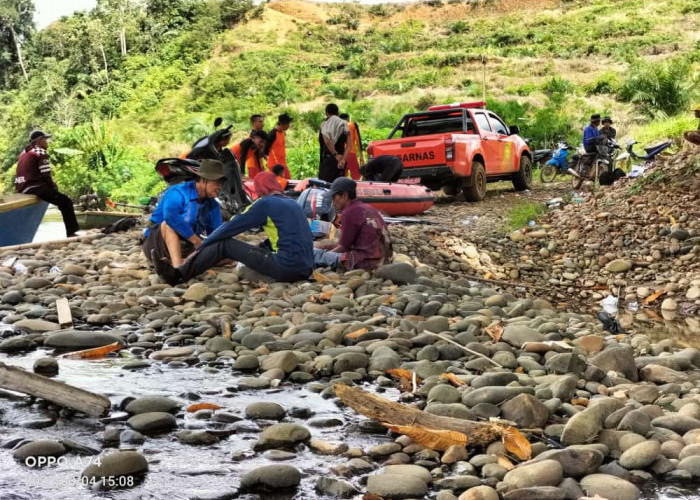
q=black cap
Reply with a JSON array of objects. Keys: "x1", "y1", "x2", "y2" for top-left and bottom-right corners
[
  {"x1": 278, "y1": 113, "x2": 293, "y2": 124},
  {"x1": 197, "y1": 159, "x2": 226, "y2": 181},
  {"x1": 329, "y1": 177, "x2": 356, "y2": 197},
  {"x1": 29, "y1": 130, "x2": 51, "y2": 142},
  {"x1": 590, "y1": 114, "x2": 601, "y2": 122},
  {"x1": 602, "y1": 116, "x2": 613, "y2": 124}
]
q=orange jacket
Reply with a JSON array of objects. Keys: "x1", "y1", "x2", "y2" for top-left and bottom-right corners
[
  {"x1": 231, "y1": 141, "x2": 264, "y2": 179},
  {"x1": 265, "y1": 128, "x2": 290, "y2": 179},
  {"x1": 349, "y1": 121, "x2": 363, "y2": 158}
]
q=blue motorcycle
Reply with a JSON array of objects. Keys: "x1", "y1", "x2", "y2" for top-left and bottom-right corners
[{"x1": 540, "y1": 141, "x2": 571, "y2": 183}]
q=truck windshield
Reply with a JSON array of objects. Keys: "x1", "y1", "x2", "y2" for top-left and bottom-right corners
[{"x1": 389, "y1": 111, "x2": 475, "y2": 138}]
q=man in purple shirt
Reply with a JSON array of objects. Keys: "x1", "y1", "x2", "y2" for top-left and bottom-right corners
[{"x1": 313, "y1": 177, "x2": 393, "y2": 271}]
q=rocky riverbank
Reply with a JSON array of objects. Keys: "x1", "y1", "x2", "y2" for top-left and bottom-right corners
[
  {"x1": 394, "y1": 151, "x2": 700, "y2": 317},
  {"x1": 0, "y1": 218, "x2": 700, "y2": 499}
]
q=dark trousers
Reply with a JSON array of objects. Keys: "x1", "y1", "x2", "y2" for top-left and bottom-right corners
[
  {"x1": 318, "y1": 155, "x2": 344, "y2": 183},
  {"x1": 26, "y1": 186, "x2": 79, "y2": 236},
  {"x1": 178, "y1": 238, "x2": 311, "y2": 282}
]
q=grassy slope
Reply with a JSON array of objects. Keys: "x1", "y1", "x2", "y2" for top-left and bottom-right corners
[{"x1": 25, "y1": 0, "x2": 698, "y2": 197}]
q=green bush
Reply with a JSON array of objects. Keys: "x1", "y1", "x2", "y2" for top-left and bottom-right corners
[
  {"x1": 449, "y1": 21, "x2": 470, "y2": 34},
  {"x1": 618, "y1": 58, "x2": 698, "y2": 117},
  {"x1": 584, "y1": 71, "x2": 621, "y2": 95}
]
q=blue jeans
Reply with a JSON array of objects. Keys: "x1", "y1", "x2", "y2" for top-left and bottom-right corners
[{"x1": 313, "y1": 248, "x2": 342, "y2": 269}]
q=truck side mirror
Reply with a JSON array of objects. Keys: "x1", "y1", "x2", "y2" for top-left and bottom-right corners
[{"x1": 509, "y1": 125, "x2": 520, "y2": 135}]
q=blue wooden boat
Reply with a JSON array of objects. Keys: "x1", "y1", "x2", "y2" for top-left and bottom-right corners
[{"x1": 0, "y1": 194, "x2": 49, "y2": 247}]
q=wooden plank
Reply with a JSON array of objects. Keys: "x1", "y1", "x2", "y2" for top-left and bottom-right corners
[
  {"x1": 56, "y1": 298, "x2": 73, "y2": 328},
  {"x1": 0, "y1": 194, "x2": 41, "y2": 213},
  {"x1": 0, "y1": 361, "x2": 110, "y2": 417},
  {"x1": 0, "y1": 233, "x2": 103, "y2": 253}
]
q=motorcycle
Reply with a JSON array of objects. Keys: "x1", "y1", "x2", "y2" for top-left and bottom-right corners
[
  {"x1": 569, "y1": 137, "x2": 620, "y2": 190},
  {"x1": 532, "y1": 147, "x2": 554, "y2": 167},
  {"x1": 154, "y1": 118, "x2": 252, "y2": 219},
  {"x1": 539, "y1": 141, "x2": 571, "y2": 183},
  {"x1": 615, "y1": 138, "x2": 672, "y2": 172}
]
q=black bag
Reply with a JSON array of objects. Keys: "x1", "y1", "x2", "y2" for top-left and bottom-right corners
[
  {"x1": 102, "y1": 216, "x2": 139, "y2": 234},
  {"x1": 362, "y1": 155, "x2": 404, "y2": 182}
]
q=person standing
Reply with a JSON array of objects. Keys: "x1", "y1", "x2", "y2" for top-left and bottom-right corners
[
  {"x1": 14, "y1": 130, "x2": 80, "y2": 238},
  {"x1": 313, "y1": 177, "x2": 393, "y2": 272},
  {"x1": 265, "y1": 113, "x2": 293, "y2": 179},
  {"x1": 599, "y1": 117, "x2": 617, "y2": 140},
  {"x1": 339, "y1": 113, "x2": 363, "y2": 180},
  {"x1": 249, "y1": 114, "x2": 264, "y2": 138},
  {"x1": 142, "y1": 159, "x2": 225, "y2": 267},
  {"x1": 232, "y1": 131, "x2": 268, "y2": 179},
  {"x1": 318, "y1": 103, "x2": 350, "y2": 182}
]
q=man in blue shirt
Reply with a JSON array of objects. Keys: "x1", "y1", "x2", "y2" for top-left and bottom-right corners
[
  {"x1": 152, "y1": 172, "x2": 314, "y2": 285},
  {"x1": 143, "y1": 159, "x2": 225, "y2": 267},
  {"x1": 583, "y1": 114, "x2": 601, "y2": 154}
]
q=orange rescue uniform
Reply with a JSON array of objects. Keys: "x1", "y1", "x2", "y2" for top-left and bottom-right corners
[
  {"x1": 265, "y1": 128, "x2": 290, "y2": 179},
  {"x1": 231, "y1": 141, "x2": 265, "y2": 179}
]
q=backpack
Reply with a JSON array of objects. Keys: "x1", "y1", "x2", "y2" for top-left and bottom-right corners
[{"x1": 296, "y1": 187, "x2": 337, "y2": 238}]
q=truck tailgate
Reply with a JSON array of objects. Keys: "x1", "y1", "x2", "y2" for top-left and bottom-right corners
[{"x1": 372, "y1": 135, "x2": 447, "y2": 167}]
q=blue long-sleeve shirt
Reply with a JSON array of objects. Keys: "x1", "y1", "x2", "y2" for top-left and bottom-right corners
[
  {"x1": 147, "y1": 181, "x2": 222, "y2": 239},
  {"x1": 202, "y1": 195, "x2": 314, "y2": 270},
  {"x1": 583, "y1": 124, "x2": 599, "y2": 149}
]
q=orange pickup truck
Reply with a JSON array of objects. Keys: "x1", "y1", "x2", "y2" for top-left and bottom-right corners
[{"x1": 366, "y1": 101, "x2": 532, "y2": 201}]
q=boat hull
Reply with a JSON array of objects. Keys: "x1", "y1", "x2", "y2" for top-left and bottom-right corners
[
  {"x1": 75, "y1": 211, "x2": 139, "y2": 230},
  {"x1": 0, "y1": 195, "x2": 49, "y2": 247}
]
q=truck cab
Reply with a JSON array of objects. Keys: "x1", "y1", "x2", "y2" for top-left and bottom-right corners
[{"x1": 367, "y1": 101, "x2": 532, "y2": 201}]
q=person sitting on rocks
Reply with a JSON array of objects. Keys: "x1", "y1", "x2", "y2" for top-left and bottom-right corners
[
  {"x1": 313, "y1": 177, "x2": 393, "y2": 272},
  {"x1": 153, "y1": 172, "x2": 314, "y2": 285},
  {"x1": 683, "y1": 104, "x2": 700, "y2": 146},
  {"x1": 143, "y1": 159, "x2": 225, "y2": 267}
]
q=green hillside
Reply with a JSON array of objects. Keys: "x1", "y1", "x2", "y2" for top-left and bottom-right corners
[{"x1": 0, "y1": 0, "x2": 698, "y2": 201}]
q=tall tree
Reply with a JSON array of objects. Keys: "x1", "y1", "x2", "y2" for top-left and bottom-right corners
[{"x1": 0, "y1": 0, "x2": 35, "y2": 85}]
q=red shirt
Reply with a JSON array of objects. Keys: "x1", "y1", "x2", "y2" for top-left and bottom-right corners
[
  {"x1": 339, "y1": 199, "x2": 393, "y2": 271},
  {"x1": 15, "y1": 145, "x2": 55, "y2": 193}
]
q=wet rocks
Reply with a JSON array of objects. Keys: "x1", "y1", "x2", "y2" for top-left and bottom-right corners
[
  {"x1": 33, "y1": 357, "x2": 59, "y2": 376},
  {"x1": 182, "y1": 283, "x2": 212, "y2": 303},
  {"x1": 260, "y1": 351, "x2": 299, "y2": 373},
  {"x1": 43, "y1": 330, "x2": 124, "y2": 350},
  {"x1": 13, "y1": 440, "x2": 66, "y2": 463},
  {"x1": 375, "y1": 262, "x2": 416, "y2": 285},
  {"x1": 502, "y1": 325, "x2": 545, "y2": 348},
  {"x1": 245, "y1": 402, "x2": 285, "y2": 420},
  {"x1": 503, "y1": 460, "x2": 563, "y2": 489},
  {"x1": 366, "y1": 473, "x2": 428, "y2": 499},
  {"x1": 590, "y1": 346, "x2": 638, "y2": 382},
  {"x1": 124, "y1": 396, "x2": 180, "y2": 415},
  {"x1": 315, "y1": 477, "x2": 358, "y2": 498},
  {"x1": 81, "y1": 451, "x2": 148, "y2": 488},
  {"x1": 14, "y1": 319, "x2": 60, "y2": 333},
  {"x1": 619, "y1": 440, "x2": 661, "y2": 469},
  {"x1": 126, "y1": 412, "x2": 177, "y2": 434},
  {"x1": 255, "y1": 423, "x2": 310, "y2": 449},
  {"x1": 240, "y1": 464, "x2": 301, "y2": 490},
  {"x1": 501, "y1": 393, "x2": 549, "y2": 428},
  {"x1": 579, "y1": 473, "x2": 640, "y2": 500}
]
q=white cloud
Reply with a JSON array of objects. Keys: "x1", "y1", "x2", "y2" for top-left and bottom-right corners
[{"x1": 33, "y1": 0, "x2": 98, "y2": 30}]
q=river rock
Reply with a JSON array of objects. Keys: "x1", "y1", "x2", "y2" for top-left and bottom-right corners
[
  {"x1": 651, "y1": 415, "x2": 700, "y2": 434},
  {"x1": 502, "y1": 325, "x2": 545, "y2": 348},
  {"x1": 605, "y1": 259, "x2": 632, "y2": 273},
  {"x1": 590, "y1": 347, "x2": 638, "y2": 382},
  {"x1": 533, "y1": 448, "x2": 603, "y2": 477},
  {"x1": 375, "y1": 263, "x2": 416, "y2": 285},
  {"x1": 503, "y1": 487, "x2": 566, "y2": 500},
  {"x1": 240, "y1": 464, "x2": 301, "y2": 490},
  {"x1": 182, "y1": 283, "x2": 212, "y2": 302},
  {"x1": 579, "y1": 474, "x2": 639, "y2": 500},
  {"x1": 458, "y1": 485, "x2": 499, "y2": 500},
  {"x1": 44, "y1": 330, "x2": 124, "y2": 350},
  {"x1": 463, "y1": 386, "x2": 535, "y2": 407},
  {"x1": 205, "y1": 336, "x2": 234, "y2": 353},
  {"x1": 501, "y1": 393, "x2": 549, "y2": 428},
  {"x1": 255, "y1": 423, "x2": 310, "y2": 449},
  {"x1": 14, "y1": 319, "x2": 60, "y2": 333},
  {"x1": 640, "y1": 364, "x2": 687, "y2": 384},
  {"x1": 126, "y1": 412, "x2": 177, "y2": 434},
  {"x1": 33, "y1": 357, "x2": 59, "y2": 376},
  {"x1": 245, "y1": 402, "x2": 286, "y2": 420},
  {"x1": 13, "y1": 440, "x2": 66, "y2": 463},
  {"x1": 125, "y1": 396, "x2": 180, "y2": 415},
  {"x1": 366, "y1": 474, "x2": 428, "y2": 499},
  {"x1": 175, "y1": 430, "x2": 218, "y2": 445},
  {"x1": 315, "y1": 477, "x2": 359, "y2": 498},
  {"x1": 81, "y1": 451, "x2": 148, "y2": 486},
  {"x1": 380, "y1": 464, "x2": 433, "y2": 484},
  {"x1": 619, "y1": 440, "x2": 660, "y2": 469},
  {"x1": 677, "y1": 456, "x2": 700, "y2": 477},
  {"x1": 0, "y1": 336, "x2": 34, "y2": 352},
  {"x1": 502, "y1": 460, "x2": 563, "y2": 489},
  {"x1": 261, "y1": 350, "x2": 299, "y2": 373}
]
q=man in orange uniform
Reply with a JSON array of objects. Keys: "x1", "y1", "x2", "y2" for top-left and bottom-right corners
[
  {"x1": 264, "y1": 113, "x2": 293, "y2": 179},
  {"x1": 340, "y1": 113, "x2": 363, "y2": 180},
  {"x1": 231, "y1": 131, "x2": 268, "y2": 179}
]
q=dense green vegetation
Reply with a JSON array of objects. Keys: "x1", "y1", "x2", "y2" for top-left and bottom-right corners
[{"x1": 0, "y1": 0, "x2": 697, "y2": 201}]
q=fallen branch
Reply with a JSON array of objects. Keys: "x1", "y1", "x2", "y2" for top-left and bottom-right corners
[
  {"x1": 423, "y1": 332, "x2": 503, "y2": 368},
  {"x1": 335, "y1": 384, "x2": 508, "y2": 445},
  {"x1": 0, "y1": 233, "x2": 103, "y2": 253},
  {"x1": 0, "y1": 361, "x2": 110, "y2": 417}
]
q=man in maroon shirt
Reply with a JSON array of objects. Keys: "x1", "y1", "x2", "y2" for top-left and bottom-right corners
[
  {"x1": 15, "y1": 130, "x2": 79, "y2": 237},
  {"x1": 313, "y1": 177, "x2": 392, "y2": 271}
]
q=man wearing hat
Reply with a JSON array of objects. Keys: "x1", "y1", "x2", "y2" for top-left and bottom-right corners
[
  {"x1": 15, "y1": 129, "x2": 80, "y2": 237},
  {"x1": 313, "y1": 177, "x2": 393, "y2": 271},
  {"x1": 265, "y1": 113, "x2": 293, "y2": 179},
  {"x1": 143, "y1": 159, "x2": 225, "y2": 267},
  {"x1": 683, "y1": 105, "x2": 700, "y2": 146},
  {"x1": 583, "y1": 114, "x2": 601, "y2": 154},
  {"x1": 600, "y1": 117, "x2": 617, "y2": 141},
  {"x1": 152, "y1": 172, "x2": 314, "y2": 284}
]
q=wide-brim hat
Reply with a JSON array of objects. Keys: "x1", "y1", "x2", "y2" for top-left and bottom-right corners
[{"x1": 197, "y1": 159, "x2": 226, "y2": 181}]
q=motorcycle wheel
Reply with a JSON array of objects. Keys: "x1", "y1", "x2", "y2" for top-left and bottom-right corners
[
  {"x1": 571, "y1": 169, "x2": 583, "y2": 190},
  {"x1": 540, "y1": 164, "x2": 557, "y2": 183}
]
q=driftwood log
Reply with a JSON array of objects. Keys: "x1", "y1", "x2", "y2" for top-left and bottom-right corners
[
  {"x1": 334, "y1": 384, "x2": 510, "y2": 446},
  {"x1": 0, "y1": 233, "x2": 103, "y2": 253},
  {"x1": 0, "y1": 361, "x2": 110, "y2": 417}
]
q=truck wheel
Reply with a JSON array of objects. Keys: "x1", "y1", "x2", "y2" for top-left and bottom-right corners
[
  {"x1": 512, "y1": 156, "x2": 533, "y2": 191},
  {"x1": 463, "y1": 162, "x2": 486, "y2": 202}
]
